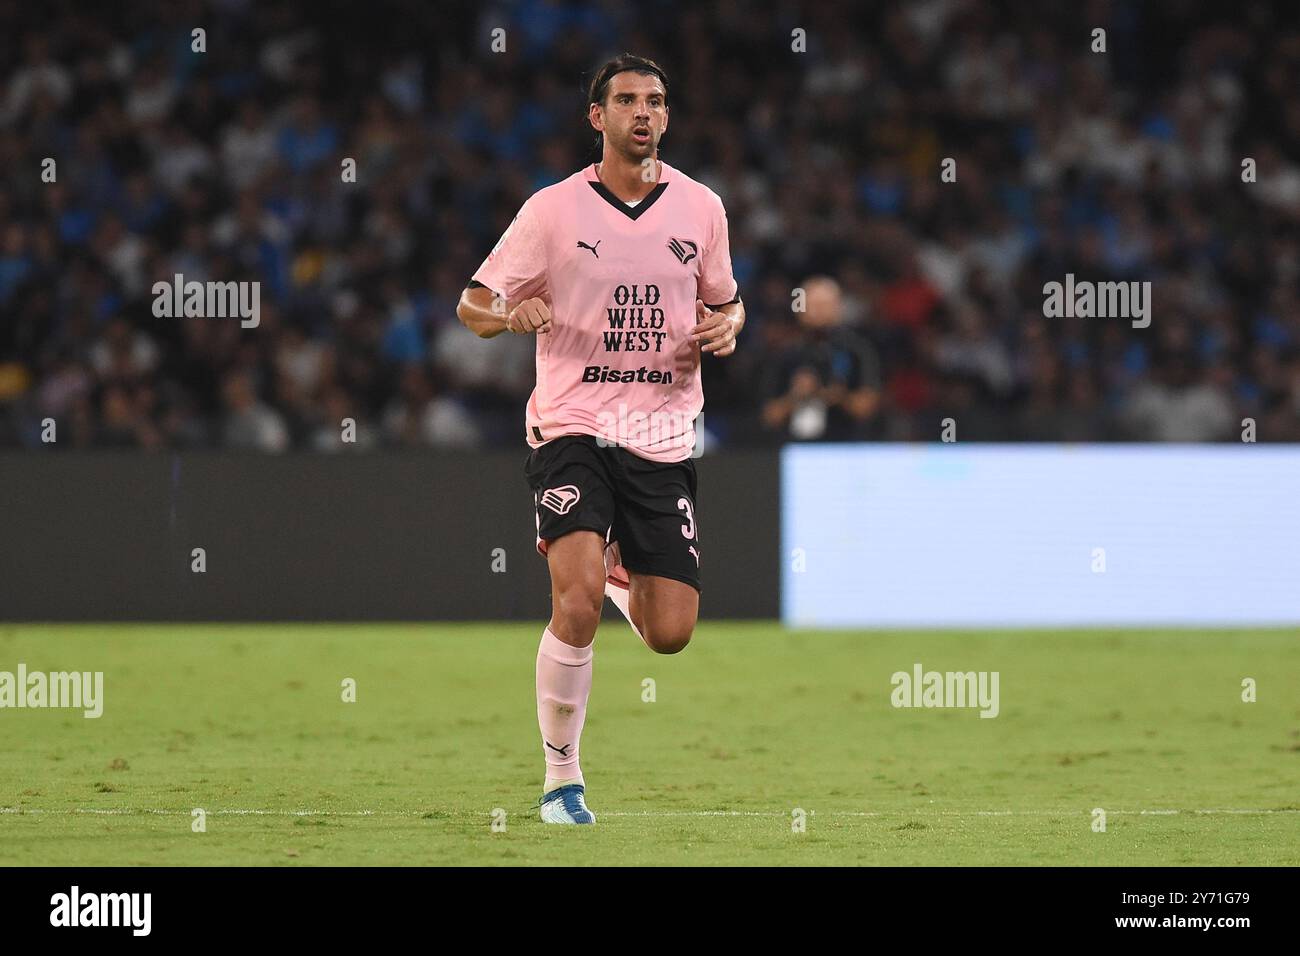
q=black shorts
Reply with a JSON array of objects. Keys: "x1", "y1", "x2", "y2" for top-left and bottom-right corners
[{"x1": 525, "y1": 434, "x2": 701, "y2": 592}]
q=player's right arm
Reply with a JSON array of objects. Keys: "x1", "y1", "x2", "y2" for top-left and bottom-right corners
[
  {"x1": 456, "y1": 285, "x2": 552, "y2": 338},
  {"x1": 460, "y1": 195, "x2": 551, "y2": 339}
]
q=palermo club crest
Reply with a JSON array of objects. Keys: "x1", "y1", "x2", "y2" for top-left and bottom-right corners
[{"x1": 667, "y1": 237, "x2": 697, "y2": 265}]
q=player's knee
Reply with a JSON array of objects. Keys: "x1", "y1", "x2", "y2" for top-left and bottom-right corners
[
  {"x1": 554, "y1": 585, "x2": 603, "y2": 640},
  {"x1": 644, "y1": 622, "x2": 693, "y2": 655}
]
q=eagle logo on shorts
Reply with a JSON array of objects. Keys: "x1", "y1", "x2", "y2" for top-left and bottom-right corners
[{"x1": 540, "y1": 485, "x2": 581, "y2": 515}]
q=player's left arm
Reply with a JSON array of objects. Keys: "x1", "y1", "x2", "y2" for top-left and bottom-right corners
[
  {"x1": 692, "y1": 298, "x2": 745, "y2": 357},
  {"x1": 694, "y1": 195, "x2": 743, "y2": 357}
]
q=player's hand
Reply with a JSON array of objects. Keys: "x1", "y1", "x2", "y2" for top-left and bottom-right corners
[
  {"x1": 506, "y1": 297, "x2": 552, "y2": 334},
  {"x1": 692, "y1": 299, "x2": 739, "y2": 356}
]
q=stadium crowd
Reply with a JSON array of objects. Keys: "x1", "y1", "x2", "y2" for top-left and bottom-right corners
[{"x1": 1, "y1": 0, "x2": 1298, "y2": 450}]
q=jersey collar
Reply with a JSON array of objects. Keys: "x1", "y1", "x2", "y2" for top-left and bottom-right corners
[{"x1": 585, "y1": 161, "x2": 671, "y2": 221}]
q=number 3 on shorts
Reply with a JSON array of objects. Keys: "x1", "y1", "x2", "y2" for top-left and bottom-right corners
[{"x1": 677, "y1": 497, "x2": 696, "y2": 540}]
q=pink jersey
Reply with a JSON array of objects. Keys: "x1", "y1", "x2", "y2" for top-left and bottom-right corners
[{"x1": 471, "y1": 161, "x2": 739, "y2": 462}]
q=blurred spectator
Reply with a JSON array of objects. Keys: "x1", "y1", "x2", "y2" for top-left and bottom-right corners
[
  {"x1": 1120, "y1": 348, "x2": 1236, "y2": 441},
  {"x1": 222, "y1": 369, "x2": 289, "y2": 452},
  {"x1": 761, "y1": 276, "x2": 882, "y2": 441},
  {"x1": 381, "y1": 363, "x2": 482, "y2": 449}
]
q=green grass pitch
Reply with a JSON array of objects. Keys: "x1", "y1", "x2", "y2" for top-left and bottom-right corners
[{"x1": 1, "y1": 623, "x2": 1296, "y2": 866}]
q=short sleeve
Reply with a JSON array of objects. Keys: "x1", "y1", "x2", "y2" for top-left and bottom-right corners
[
  {"x1": 698, "y1": 197, "x2": 739, "y2": 308},
  {"x1": 471, "y1": 197, "x2": 549, "y2": 303}
]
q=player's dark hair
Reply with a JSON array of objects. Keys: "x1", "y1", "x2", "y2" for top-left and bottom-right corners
[{"x1": 587, "y1": 54, "x2": 669, "y2": 107}]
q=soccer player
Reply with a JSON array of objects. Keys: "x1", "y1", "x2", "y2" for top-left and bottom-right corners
[{"x1": 456, "y1": 54, "x2": 744, "y2": 824}]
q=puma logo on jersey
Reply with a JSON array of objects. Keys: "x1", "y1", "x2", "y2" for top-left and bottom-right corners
[
  {"x1": 577, "y1": 239, "x2": 601, "y2": 258},
  {"x1": 540, "y1": 485, "x2": 581, "y2": 515},
  {"x1": 667, "y1": 237, "x2": 697, "y2": 265}
]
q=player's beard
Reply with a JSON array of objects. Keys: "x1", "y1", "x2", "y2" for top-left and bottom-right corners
[{"x1": 610, "y1": 124, "x2": 659, "y2": 164}]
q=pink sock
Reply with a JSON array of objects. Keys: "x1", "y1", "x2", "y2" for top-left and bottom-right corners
[{"x1": 536, "y1": 626, "x2": 593, "y2": 784}]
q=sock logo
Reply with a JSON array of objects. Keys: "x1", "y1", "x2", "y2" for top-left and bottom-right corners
[
  {"x1": 540, "y1": 485, "x2": 580, "y2": 515},
  {"x1": 545, "y1": 740, "x2": 572, "y2": 757}
]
